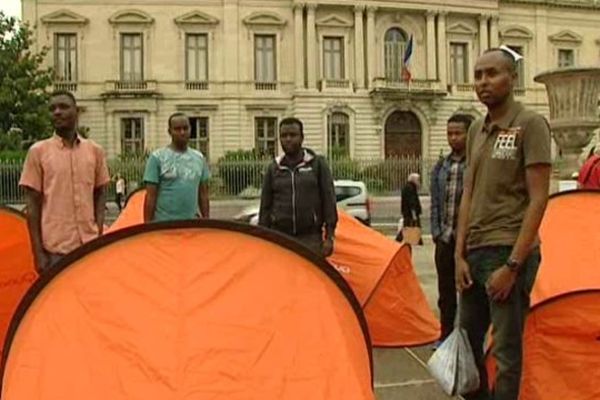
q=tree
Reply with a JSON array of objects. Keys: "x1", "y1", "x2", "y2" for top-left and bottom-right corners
[{"x1": 0, "y1": 12, "x2": 53, "y2": 151}]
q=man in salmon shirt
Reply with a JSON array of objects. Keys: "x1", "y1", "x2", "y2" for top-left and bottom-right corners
[{"x1": 19, "y1": 91, "x2": 110, "y2": 273}]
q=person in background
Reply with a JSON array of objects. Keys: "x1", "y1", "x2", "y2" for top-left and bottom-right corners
[
  {"x1": 19, "y1": 91, "x2": 110, "y2": 273},
  {"x1": 258, "y1": 117, "x2": 337, "y2": 257},
  {"x1": 143, "y1": 112, "x2": 210, "y2": 222},
  {"x1": 430, "y1": 114, "x2": 473, "y2": 348},
  {"x1": 398, "y1": 173, "x2": 422, "y2": 243},
  {"x1": 577, "y1": 147, "x2": 600, "y2": 189},
  {"x1": 115, "y1": 173, "x2": 126, "y2": 212}
]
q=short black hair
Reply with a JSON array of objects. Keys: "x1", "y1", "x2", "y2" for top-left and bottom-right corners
[
  {"x1": 447, "y1": 114, "x2": 474, "y2": 131},
  {"x1": 483, "y1": 47, "x2": 518, "y2": 73},
  {"x1": 50, "y1": 90, "x2": 77, "y2": 106},
  {"x1": 279, "y1": 117, "x2": 303, "y2": 136},
  {"x1": 168, "y1": 112, "x2": 189, "y2": 129}
]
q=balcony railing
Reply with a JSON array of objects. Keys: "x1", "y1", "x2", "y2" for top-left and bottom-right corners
[
  {"x1": 53, "y1": 81, "x2": 78, "y2": 92},
  {"x1": 104, "y1": 80, "x2": 158, "y2": 94},
  {"x1": 320, "y1": 79, "x2": 352, "y2": 91},
  {"x1": 185, "y1": 81, "x2": 209, "y2": 91},
  {"x1": 514, "y1": 87, "x2": 526, "y2": 96},
  {"x1": 446, "y1": 83, "x2": 475, "y2": 96},
  {"x1": 371, "y1": 78, "x2": 439, "y2": 91},
  {"x1": 455, "y1": 83, "x2": 475, "y2": 92},
  {"x1": 255, "y1": 81, "x2": 278, "y2": 91}
]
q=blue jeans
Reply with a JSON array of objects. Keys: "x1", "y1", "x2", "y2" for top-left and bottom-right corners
[{"x1": 460, "y1": 246, "x2": 540, "y2": 400}]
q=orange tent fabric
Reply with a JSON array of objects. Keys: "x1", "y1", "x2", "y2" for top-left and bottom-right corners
[
  {"x1": 1, "y1": 221, "x2": 374, "y2": 400},
  {"x1": 105, "y1": 188, "x2": 146, "y2": 234},
  {"x1": 108, "y1": 193, "x2": 440, "y2": 347},
  {"x1": 0, "y1": 207, "x2": 36, "y2": 361},
  {"x1": 485, "y1": 190, "x2": 600, "y2": 399},
  {"x1": 328, "y1": 211, "x2": 440, "y2": 346}
]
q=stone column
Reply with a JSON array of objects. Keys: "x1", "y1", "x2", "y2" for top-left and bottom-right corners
[
  {"x1": 306, "y1": 4, "x2": 317, "y2": 90},
  {"x1": 366, "y1": 6, "x2": 377, "y2": 88},
  {"x1": 490, "y1": 15, "x2": 499, "y2": 48},
  {"x1": 294, "y1": 3, "x2": 305, "y2": 89},
  {"x1": 354, "y1": 5, "x2": 365, "y2": 89},
  {"x1": 479, "y1": 14, "x2": 489, "y2": 54},
  {"x1": 426, "y1": 11, "x2": 437, "y2": 80},
  {"x1": 437, "y1": 12, "x2": 448, "y2": 87}
]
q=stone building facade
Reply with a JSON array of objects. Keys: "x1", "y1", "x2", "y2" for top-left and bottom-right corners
[{"x1": 22, "y1": 0, "x2": 600, "y2": 160}]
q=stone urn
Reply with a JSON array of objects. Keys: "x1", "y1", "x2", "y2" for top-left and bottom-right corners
[{"x1": 534, "y1": 68, "x2": 600, "y2": 179}]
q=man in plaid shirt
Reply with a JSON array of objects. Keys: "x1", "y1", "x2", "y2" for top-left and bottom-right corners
[{"x1": 430, "y1": 114, "x2": 473, "y2": 345}]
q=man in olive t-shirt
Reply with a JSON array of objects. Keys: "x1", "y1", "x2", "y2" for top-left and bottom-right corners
[{"x1": 454, "y1": 48, "x2": 551, "y2": 400}]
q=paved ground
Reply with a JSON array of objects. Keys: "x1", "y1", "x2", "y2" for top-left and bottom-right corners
[{"x1": 372, "y1": 243, "x2": 458, "y2": 400}]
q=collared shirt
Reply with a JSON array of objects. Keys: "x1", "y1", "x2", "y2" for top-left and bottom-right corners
[
  {"x1": 465, "y1": 101, "x2": 552, "y2": 250},
  {"x1": 19, "y1": 134, "x2": 110, "y2": 254},
  {"x1": 440, "y1": 155, "x2": 466, "y2": 243}
]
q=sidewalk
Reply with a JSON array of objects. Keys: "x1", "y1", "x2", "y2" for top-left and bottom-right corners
[{"x1": 372, "y1": 243, "x2": 457, "y2": 400}]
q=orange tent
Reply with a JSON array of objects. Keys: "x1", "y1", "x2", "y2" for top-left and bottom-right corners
[
  {"x1": 105, "y1": 188, "x2": 146, "y2": 233},
  {"x1": 485, "y1": 190, "x2": 600, "y2": 399},
  {"x1": 0, "y1": 207, "x2": 37, "y2": 361},
  {"x1": 329, "y1": 211, "x2": 440, "y2": 347},
  {"x1": 1, "y1": 221, "x2": 374, "y2": 400},
  {"x1": 109, "y1": 190, "x2": 440, "y2": 347}
]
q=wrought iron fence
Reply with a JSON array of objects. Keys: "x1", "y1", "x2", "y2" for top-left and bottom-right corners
[{"x1": 0, "y1": 155, "x2": 438, "y2": 205}]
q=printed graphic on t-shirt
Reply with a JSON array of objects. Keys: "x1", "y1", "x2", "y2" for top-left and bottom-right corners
[
  {"x1": 492, "y1": 127, "x2": 522, "y2": 160},
  {"x1": 158, "y1": 151, "x2": 203, "y2": 181}
]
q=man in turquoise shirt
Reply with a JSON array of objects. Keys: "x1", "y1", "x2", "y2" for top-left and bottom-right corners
[{"x1": 143, "y1": 113, "x2": 210, "y2": 222}]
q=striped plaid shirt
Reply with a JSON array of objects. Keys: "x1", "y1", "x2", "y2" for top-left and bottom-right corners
[{"x1": 440, "y1": 156, "x2": 466, "y2": 243}]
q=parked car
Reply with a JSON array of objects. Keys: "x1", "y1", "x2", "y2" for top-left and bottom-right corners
[{"x1": 234, "y1": 180, "x2": 372, "y2": 226}]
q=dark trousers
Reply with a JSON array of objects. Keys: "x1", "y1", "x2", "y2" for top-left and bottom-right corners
[
  {"x1": 115, "y1": 193, "x2": 124, "y2": 211},
  {"x1": 434, "y1": 238, "x2": 457, "y2": 341},
  {"x1": 460, "y1": 246, "x2": 540, "y2": 400},
  {"x1": 295, "y1": 233, "x2": 323, "y2": 256},
  {"x1": 38, "y1": 252, "x2": 65, "y2": 274}
]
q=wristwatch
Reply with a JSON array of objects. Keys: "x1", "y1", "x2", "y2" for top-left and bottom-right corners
[{"x1": 506, "y1": 258, "x2": 521, "y2": 272}]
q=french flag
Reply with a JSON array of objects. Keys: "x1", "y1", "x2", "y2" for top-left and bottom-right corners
[{"x1": 401, "y1": 34, "x2": 414, "y2": 83}]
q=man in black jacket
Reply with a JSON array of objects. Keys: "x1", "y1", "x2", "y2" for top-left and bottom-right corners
[{"x1": 258, "y1": 117, "x2": 338, "y2": 257}]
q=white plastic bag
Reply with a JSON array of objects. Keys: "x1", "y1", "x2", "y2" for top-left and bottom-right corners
[{"x1": 427, "y1": 303, "x2": 480, "y2": 395}]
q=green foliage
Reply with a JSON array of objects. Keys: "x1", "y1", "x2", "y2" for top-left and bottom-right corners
[
  {"x1": 0, "y1": 12, "x2": 53, "y2": 151},
  {"x1": 0, "y1": 149, "x2": 26, "y2": 161},
  {"x1": 107, "y1": 154, "x2": 148, "y2": 192},
  {"x1": 361, "y1": 159, "x2": 416, "y2": 193},
  {"x1": 216, "y1": 149, "x2": 270, "y2": 195}
]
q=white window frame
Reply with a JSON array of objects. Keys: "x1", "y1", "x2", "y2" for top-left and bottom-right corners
[
  {"x1": 54, "y1": 33, "x2": 78, "y2": 82},
  {"x1": 322, "y1": 36, "x2": 345, "y2": 81},
  {"x1": 254, "y1": 116, "x2": 279, "y2": 157},
  {"x1": 185, "y1": 33, "x2": 209, "y2": 82},
  {"x1": 189, "y1": 116, "x2": 210, "y2": 158},
  {"x1": 318, "y1": 28, "x2": 351, "y2": 88},
  {"x1": 120, "y1": 116, "x2": 145, "y2": 154},
  {"x1": 449, "y1": 41, "x2": 469, "y2": 84},
  {"x1": 446, "y1": 21, "x2": 477, "y2": 86},
  {"x1": 120, "y1": 33, "x2": 144, "y2": 82},
  {"x1": 254, "y1": 34, "x2": 278, "y2": 83}
]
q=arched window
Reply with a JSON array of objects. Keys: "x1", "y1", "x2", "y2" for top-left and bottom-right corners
[
  {"x1": 327, "y1": 112, "x2": 350, "y2": 157},
  {"x1": 384, "y1": 28, "x2": 408, "y2": 82}
]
